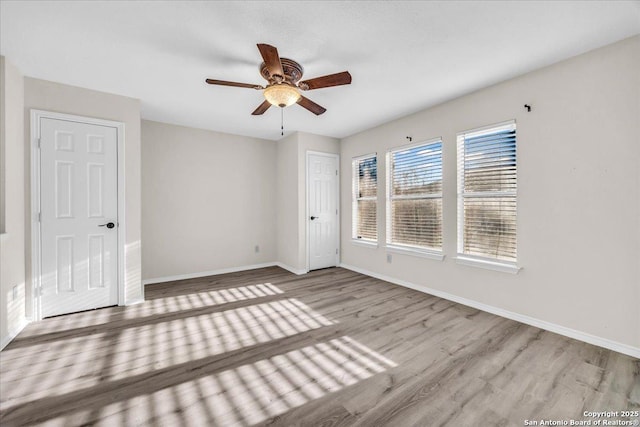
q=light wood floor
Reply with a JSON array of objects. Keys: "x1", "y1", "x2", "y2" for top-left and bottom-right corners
[{"x1": 1, "y1": 267, "x2": 638, "y2": 426}]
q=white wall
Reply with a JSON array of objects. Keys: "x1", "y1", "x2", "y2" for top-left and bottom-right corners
[
  {"x1": 340, "y1": 35, "x2": 640, "y2": 353},
  {"x1": 276, "y1": 132, "x2": 339, "y2": 273},
  {"x1": 141, "y1": 120, "x2": 277, "y2": 281},
  {"x1": 0, "y1": 56, "x2": 26, "y2": 349},
  {"x1": 24, "y1": 77, "x2": 143, "y2": 306},
  {"x1": 276, "y1": 133, "x2": 300, "y2": 271},
  {"x1": 141, "y1": 126, "x2": 339, "y2": 280}
]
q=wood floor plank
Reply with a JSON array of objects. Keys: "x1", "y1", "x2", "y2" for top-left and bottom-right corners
[{"x1": 1, "y1": 266, "x2": 637, "y2": 427}]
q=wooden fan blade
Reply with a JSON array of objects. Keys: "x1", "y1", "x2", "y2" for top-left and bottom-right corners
[
  {"x1": 257, "y1": 44, "x2": 284, "y2": 79},
  {"x1": 251, "y1": 100, "x2": 272, "y2": 115},
  {"x1": 299, "y1": 71, "x2": 352, "y2": 90},
  {"x1": 205, "y1": 79, "x2": 263, "y2": 89},
  {"x1": 296, "y1": 96, "x2": 326, "y2": 115}
]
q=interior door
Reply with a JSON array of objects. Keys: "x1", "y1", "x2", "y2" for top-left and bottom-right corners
[
  {"x1": 308, "y1": 152, "x2": 339, "y2": 270},
  {"x1": 40, "y1": 117, "x2": 118, "y2": 317}
]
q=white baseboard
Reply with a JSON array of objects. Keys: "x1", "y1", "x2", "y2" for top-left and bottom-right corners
[
  {"x1": 339, "y1": 263, "x2": 640, "y2": 359},
  {"x1": 0, "y1": 317, "x2": 30, "y2": 352},
  {"x1": 274, "y1": 262, "x2": 307, "y2": 275},
  {"x1": 142, "y1": 262, "x2": 279, "y2": 285}
]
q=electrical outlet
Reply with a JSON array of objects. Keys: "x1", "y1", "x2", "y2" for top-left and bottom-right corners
[
  {"x1": 255, "y1": 245, "x2": 260, "y2": 253},
  {"x1": 387, "y1": 254, "x2": 392, "y2": 263}
]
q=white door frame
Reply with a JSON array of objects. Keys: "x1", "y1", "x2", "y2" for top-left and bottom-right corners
[
  {"x1": 30, "y1": 109, "x2": 126, "y2": 321},
  {"x1": 305, "y1": 150, "x2": 340, "y2": 272}
]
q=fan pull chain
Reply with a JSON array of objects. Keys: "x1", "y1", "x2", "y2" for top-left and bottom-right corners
[{"x1": 281, "y1": 108, "x2": 284, "y2": 136}]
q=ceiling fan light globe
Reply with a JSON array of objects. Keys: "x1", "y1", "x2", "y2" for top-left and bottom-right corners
[{"x1": 264, "y1": 84, "x2": 300, "y2": 108}]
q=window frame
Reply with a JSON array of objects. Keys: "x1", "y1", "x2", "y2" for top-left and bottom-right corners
[
  {"x1": 456, "y1": 120, "x2": 520, "y2": 273},
  {"x1": 386, "y1": 137, "x2": 444, "y2": 260},
  {"x1": 351, "y1": 152, "x2": 378, "y2": 245}
]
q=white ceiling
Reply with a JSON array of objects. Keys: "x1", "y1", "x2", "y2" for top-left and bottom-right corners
[{"x1": 1, "y1": 1, "x2": 639, "y2": 141}]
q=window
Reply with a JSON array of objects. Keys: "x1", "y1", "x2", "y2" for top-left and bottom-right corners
[
  {"x1": 457, "y1": 121, "x2": 517, "y2": 265},
  {"x1": 352, "y1": 154, "x2": 377, "y2": 242},
  {"x1": 387, "y1": 139, "x2": 443, "y2": 253}
]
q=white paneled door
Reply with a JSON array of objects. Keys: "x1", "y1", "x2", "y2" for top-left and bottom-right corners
[
  {"x1": 308, "y1": 153, "x2": 339, "y2": 271},
  {"x1": 40, "y1": 118, "x2": 118, "y2": 317}
]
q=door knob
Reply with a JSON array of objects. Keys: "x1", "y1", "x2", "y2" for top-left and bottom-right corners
[
  {"x1": 99, "y1": 222, "x2": 115, "y2": 229},
  {"x1": 310, "y1": 216, "x2": 318, "y2": 220}
]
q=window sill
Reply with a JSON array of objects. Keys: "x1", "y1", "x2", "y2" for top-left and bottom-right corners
[
  {"x1": 386, "y1": 245, "x2": 444, "y2": 261},
  {"x1": 351, "y1": 239, "x2": 378, "y2": 249},
  {"x1": 455, "y1": 255, "x2": 520, "y2": 274}
]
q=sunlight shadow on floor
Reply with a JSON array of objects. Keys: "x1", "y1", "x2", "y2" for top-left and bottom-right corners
[{"x1": 67, "y1": 336, "x2": 397, "y2": 427}]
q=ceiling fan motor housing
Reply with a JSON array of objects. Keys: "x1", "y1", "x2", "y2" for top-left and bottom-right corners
[{"x1": 260, "y1": 58, "x2": 304, "y2": 85}]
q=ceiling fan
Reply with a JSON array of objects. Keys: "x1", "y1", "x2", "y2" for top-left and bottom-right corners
[{"x1": 205, "y1": 43, "x2": 352, "y2": 116}]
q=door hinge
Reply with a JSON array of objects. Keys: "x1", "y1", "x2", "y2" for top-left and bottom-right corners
[
  {"x1": 37, "y1": 212, "x2": 41, "y2": 222},
  {"x1": 336, "y1": 248, "x2": 339, "y2": 254},
  {"x1": 336, "y1": 170, "x2": 338, "y2": 176},
  {"x1": 37, "y1": 138, "x2": 41, "y2": 148},
  {"x1": 336, "y1": 209, "x2": 338, "y2": 215}
]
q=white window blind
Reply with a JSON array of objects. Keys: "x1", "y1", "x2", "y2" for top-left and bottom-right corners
[
  {"x1": 352, "y1": 154, "x2": 377, "y2": 241},
  {"x1": 387, "y1": 139, "x2": 442, "y2": 251},
  {"x1": 457, "y1": 121, "x2": 517, "y2": 262}
]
